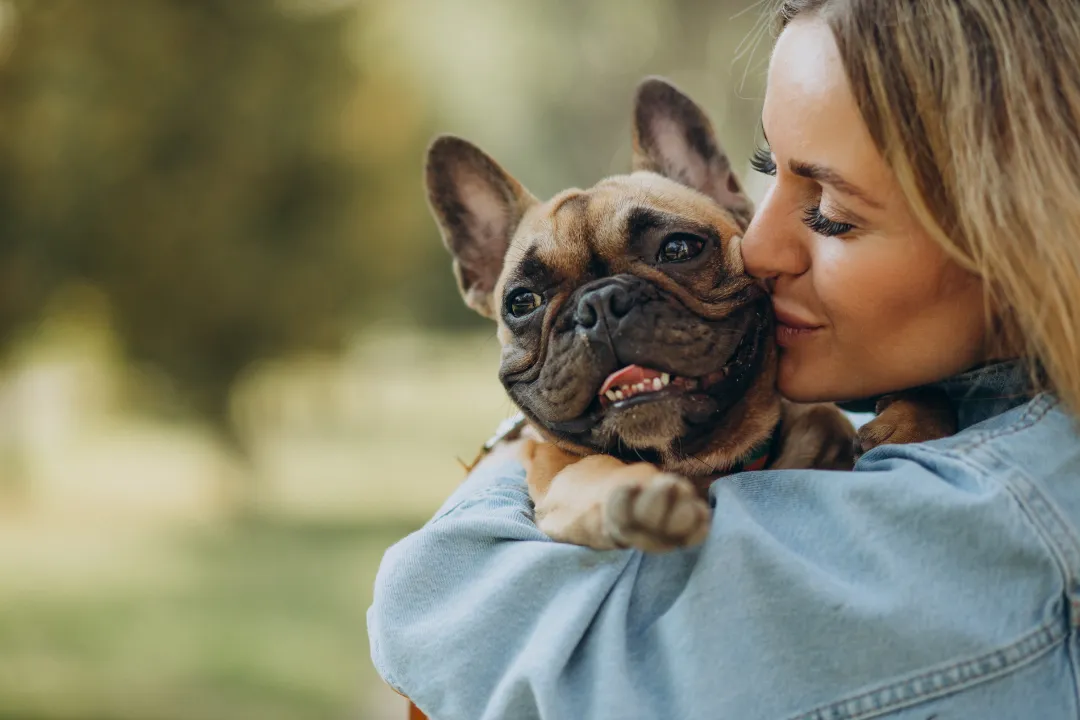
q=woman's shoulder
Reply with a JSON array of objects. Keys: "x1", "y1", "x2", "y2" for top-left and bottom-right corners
[
  {"x1": 862, "y1": 392, "x2": 1080, "y2": 567},
  {"x1": 695, "y1": 395, "x2": 1078, "y2": 718}
]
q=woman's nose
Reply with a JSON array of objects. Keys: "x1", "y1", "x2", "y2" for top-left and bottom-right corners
[{"x1": 740, "y1": 184, "x2": 810, "y2": 280}]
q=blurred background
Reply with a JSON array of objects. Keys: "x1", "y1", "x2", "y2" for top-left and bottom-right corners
[{"x1": 0, "y1": 1, "x2": 774, "y2": 718}]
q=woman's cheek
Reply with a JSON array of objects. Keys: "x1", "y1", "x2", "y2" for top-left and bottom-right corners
[
  {"x1": 810, "y1": 238, "x2": 868, "y2": 331},
  {"x1": 815, "y1": 235, "x2": 915, "y2": 339}
]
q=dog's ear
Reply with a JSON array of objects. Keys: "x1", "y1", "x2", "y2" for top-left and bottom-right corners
[
  {"x1": 632, "y1": 77, "x2": 753, "y2": 228},
  {"x1": 425, "y1": 135, "x2": 537, "y2": 319}
]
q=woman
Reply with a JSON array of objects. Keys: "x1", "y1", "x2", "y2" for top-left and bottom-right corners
[{"x1": 369, "y1": 0, "x2": 1080, "y2": 717}]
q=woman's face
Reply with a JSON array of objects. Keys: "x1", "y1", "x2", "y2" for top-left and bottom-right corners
[{"x1": 740, "y1": 17, "x2": 991, "y2": 403}]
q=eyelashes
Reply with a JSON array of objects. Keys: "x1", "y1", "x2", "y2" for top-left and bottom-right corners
[
  {"x1": 750, "y1": 147, "x2": 777, "y2": 176},
  {"x1": 803, "y1": 205, "x2": 855, "y2": 236},
  {"x1": 750, "y1": 145, "x2": 857, "y2": 237}
]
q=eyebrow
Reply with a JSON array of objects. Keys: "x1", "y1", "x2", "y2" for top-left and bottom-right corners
[
  {"x1": 761, "y1": 125, "x2": 884, "y2": 211},
  {"x1": 624, "y1": 207, "x2": 673, "y2": 237},
  {"x1": 623, "y1": 207, "x2": 718, "y2": 253},
  {"x1": 505, "y1": 246, "x2": 561, "y2": 290},
  {"x1": 789, "y1": 161, "x2": 884, "y2": 210}
]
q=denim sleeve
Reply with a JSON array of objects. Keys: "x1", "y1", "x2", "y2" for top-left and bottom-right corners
[{"x1": 367, "y1": 445, "x2": 1065, "y2": 720}]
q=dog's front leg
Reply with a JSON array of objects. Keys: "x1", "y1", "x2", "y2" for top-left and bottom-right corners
[
  {"x1": 854, "y1": 387, "x2": 957, "y2": 457},
  {"x1": 770, "y1": 402, "x2": 857, "y2": 471},
  {"x1": 521, "y1": 440, "x2": 711, "y2": 552}
]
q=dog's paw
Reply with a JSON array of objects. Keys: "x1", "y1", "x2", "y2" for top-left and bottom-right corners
[
  {"x1": 855, "y1": 387, "x2": 957, "y2": 458},
  {"x1": 603, "y1": 472, "x2": 710, "y2": 552}
]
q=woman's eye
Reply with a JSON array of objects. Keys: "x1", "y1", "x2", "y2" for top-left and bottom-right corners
[
  {"x1": 803, "y1": 205, "x2": 856, "y2": 237},
  {"x1": 658, "y1": 233, "x2": 705, "y2": 263},
  {"x1": 505, "y1": 289, "x2": 543, "y2": 318},
  {"x1": 750, "y1": 147, "x2": 776, "y2": 176}
]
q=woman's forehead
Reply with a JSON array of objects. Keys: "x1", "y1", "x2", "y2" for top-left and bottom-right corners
[
  {"x1": 763, "y1": 18, "x2": 891, "y2": 195},
  {"x1": 764, "y1": 19, "x2": 856, "y2": 146},
  {"x1": 769, "y1": 17, "x2": 847, "y2": 104}
]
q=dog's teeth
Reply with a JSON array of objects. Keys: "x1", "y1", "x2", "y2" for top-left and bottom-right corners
[
  {"x1": 636, "y1": 383, "x2": 646, "y2": 392},
  {"x1": 614, "y1": 390, "x2": 625, "y2": 400},
  {"x1": 660, "y1": 373, "x2": 670, "y2": 386},
  {"x1": 652, "y1": 378, "x2": 663, "y2": 391},
  {"x1": 722, "y1": 366, "x2": 730, "y2": 376},
  {"x1": 605, "y1": 391, "x2": 618, "y2": 402}
]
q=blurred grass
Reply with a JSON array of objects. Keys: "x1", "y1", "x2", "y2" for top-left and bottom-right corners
[
  {"x1": 0, "y1": 328, "x2": 518, "y2": 720},
  {"x1": 0, "y1": 517, "x2": 415, "y2": 720}
]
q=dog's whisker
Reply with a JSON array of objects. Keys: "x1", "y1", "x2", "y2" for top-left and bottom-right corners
[
  {"x1": 682, "y1": 442, "x2": 715, "y2": 474},
  {"x1": 690, "y1": 454, "x2": 714, "y2": 473}
]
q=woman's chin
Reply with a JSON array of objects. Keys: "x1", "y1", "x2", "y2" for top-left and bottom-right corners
[{"x1": 776, "y1": 352, "x2": 842, "y2": 404}]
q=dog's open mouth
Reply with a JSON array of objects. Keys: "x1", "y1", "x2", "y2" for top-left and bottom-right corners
[
  {"x1": 597, "y1": 365, "x2": 729, "y2": 408},
  {"x1": 595, "y1": 321, "x2": 759, "y2": 415}
]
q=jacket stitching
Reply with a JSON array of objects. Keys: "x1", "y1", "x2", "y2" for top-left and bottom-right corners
[
  {"x1": 984, "y1": 453, "x2": 1080, "y2": 611},
  {"x1": 790, "y1": 395, "x2": 1068, "y2": 720},
  {"x1": 943, "y1": 393, "x2": 1055, "y2": 454},
  {"x1": 940, "y1": 395, "x2": 1080, "y2": 609},
  {"x1": 787, "y1": 616, "x2": 1067, "y2": 720}
]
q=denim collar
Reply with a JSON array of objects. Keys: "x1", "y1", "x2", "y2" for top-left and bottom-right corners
[
  {"x1": 928, "y1": 359, "x2": 1036, "y2": 431},
  {"x1": 837, "y1": 359, "x2": 1036, "y2": 431}
]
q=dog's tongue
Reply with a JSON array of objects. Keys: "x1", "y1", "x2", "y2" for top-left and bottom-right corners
[{"x1": 599, "y1": 365, "x2": 663, "y2": 396}]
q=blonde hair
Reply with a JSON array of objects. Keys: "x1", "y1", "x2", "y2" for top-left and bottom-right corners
[{"x1": 777, "y1": 0, "x2": 1080, "y2": 416}]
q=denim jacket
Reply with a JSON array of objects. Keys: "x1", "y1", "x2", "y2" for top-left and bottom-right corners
[{"x1": 368, "y1": 361, "x2": 1080, "y2": 719}]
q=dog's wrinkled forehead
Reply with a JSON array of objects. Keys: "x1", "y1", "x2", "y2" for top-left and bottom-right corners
[{"x1": 499, "y1": 173, "x2": 745, "y2": 294}]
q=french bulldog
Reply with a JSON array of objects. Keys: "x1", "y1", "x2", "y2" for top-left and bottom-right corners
[{"x1": 424, "y1": 77, "x2": 954, "y2": 553}]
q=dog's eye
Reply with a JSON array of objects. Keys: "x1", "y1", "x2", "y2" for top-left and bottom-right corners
[
  {"x1": 505, "y1": 289, "x2": 543, "y2": 318},
  {"x1": 658, "y1": 233, "x2": 705, "y2": 263}
]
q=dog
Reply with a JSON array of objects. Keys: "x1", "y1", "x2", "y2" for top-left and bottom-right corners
[{"x1": 424, "y1": 77, "x2": 955, "y2": 553}]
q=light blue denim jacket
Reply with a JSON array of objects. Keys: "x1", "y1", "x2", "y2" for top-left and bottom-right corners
[{"x1": 369, "y1": 362, "x2": 1080, "y2": 719}]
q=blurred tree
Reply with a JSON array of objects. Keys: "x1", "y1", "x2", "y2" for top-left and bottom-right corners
[
  {"x1": 0, "y1": 0, "x2": 772, "y2": 456},
  {"x1": 0, "y1": 0, "x2": 439, "y2": 433}
]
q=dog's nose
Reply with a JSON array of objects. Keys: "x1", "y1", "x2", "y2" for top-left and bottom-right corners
[{"x1": 575, "y1": 280, "x2": 636, "y2": 329}]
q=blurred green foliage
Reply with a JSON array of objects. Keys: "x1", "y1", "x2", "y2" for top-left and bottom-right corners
[
  {"x1": 0, "y1": 0, "x2": 768, "y2": 431},
  {"x1": 3, "y1": 0, "x2": 774, "y2": 424},
  {"x1": 0, "y1": 0, "x2": 440, "y2": 425}
]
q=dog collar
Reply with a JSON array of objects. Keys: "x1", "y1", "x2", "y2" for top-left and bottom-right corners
[
  {"x1": 483, "y1": 412, "x2": 529, "y2": 452},
  {"x1": 459, "y1": 412, "x2": 529, "y2": 472},
  {"x1": 725, "y1": 431, "x2": 777, "y2": 475}
]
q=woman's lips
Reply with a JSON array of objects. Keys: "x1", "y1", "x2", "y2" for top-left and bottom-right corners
[{"x1": 773, "y1": 303, "x2": 825, "y2": 347}]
